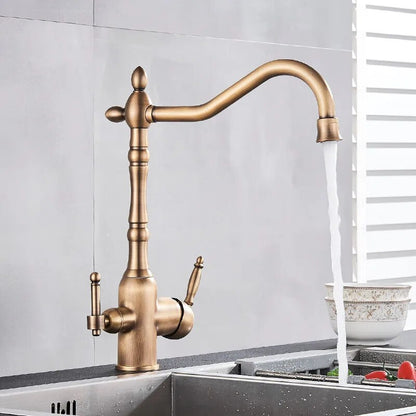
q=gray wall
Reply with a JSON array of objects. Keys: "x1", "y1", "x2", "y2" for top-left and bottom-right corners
[{"x1": 0, "y1": 1, "x2": 352, "y2": 376}]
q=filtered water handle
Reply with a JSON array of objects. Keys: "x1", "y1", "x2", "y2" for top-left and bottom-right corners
[
  {"x1": 184, "y1": 256, "x2": 204, "y2": 306},
  {"x1": 87, "y1": 272, "x2": 105, "y2": 336}
]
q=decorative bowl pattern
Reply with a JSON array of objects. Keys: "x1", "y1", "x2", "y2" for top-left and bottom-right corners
[
  {"x1": 325, "y1": 298, "x2": 410, "y2": 322},
  {"x1": 325, "y1": 283, "x2": 410, "y2": 302},
  {"x1": 325, "y1": 298, "x2": 410, "y2": 345}
]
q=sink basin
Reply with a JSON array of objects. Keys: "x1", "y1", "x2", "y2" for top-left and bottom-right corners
[
  {"x1": 2, "y1": 348, "x2": 416, "y2": 415},
  {"x1": 174, "y1": 372, "x2": 416, "y2": 415},
  {"x1": 1, "y1": 370, "x2": 416, "y2": 416},
  {"x1": 0, "y1": 371, "x2": 172, "y2": 416}
]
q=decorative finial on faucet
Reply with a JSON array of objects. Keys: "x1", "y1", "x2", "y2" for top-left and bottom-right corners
[
  {"x1": 105, "y1": 66, "x2": 151, "y2": 127},
  {"x1": 131, "y1": 66, "x2": 148, "y2": 91}
]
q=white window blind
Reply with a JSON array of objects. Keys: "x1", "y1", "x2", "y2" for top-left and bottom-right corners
[{"x1": 354, "y1": 0, "x2": 416, "y2": 328}]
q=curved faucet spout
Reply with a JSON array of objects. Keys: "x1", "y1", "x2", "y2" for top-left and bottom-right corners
[{"x1": 146, "y1": 59, "x2": 342, "y2": 143}]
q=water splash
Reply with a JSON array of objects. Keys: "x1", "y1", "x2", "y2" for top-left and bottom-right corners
[{"x1": 322, "y1": 141, "x2": 348, "y2": 385}]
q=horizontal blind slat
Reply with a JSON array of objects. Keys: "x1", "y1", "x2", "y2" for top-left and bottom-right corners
[
  {"x1": 367, "y1": 65, "x2": 416, "y2": 89},
  {"x1": 367, "y1": 256, "x2": 416, "y2": 280},
  {"x1": 366, "y1": 8, "x2": 416, "y2": 37},
  {"x1": 367, "y1": 148, "x2": 416, "y2": 170},
  {"x1": 367, "y1": 120, "x2": 416, "y2": 142},
  {"x1": 367, "y1": 255, "x2": 416, "y2": 279},
  {"x1": 367, "y1": 92, "x2": 416, "y2": 117},
  {"x1": 367, "y1": 202, "x2": 416, "y2": 224},
  {"x1": 367, "y1": 176, "x2": 416, "y2": 198},
  {"x1": 368, "y1": 229, "x2": 416, "y2": 253},
  {"x1": 367, "y1": 37, "x2": 416, "y2": 63},
  {"x1": 366, "y1": 1, "x2": 416, "y2": 11}
]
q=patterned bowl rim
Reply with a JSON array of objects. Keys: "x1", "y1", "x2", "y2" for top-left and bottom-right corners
[
  {"x1": 325, "y1": 283, "x2": 411, "y2": 290},
  {"x1": 325, "y1": 297, "x2": 410, "y2": 304}
]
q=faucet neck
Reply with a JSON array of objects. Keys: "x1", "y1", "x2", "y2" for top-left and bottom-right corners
[{"x1": 124, "y1": 127, "x2": 152, "y2": 278}]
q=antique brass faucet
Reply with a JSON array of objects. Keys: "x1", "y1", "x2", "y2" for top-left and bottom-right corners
[{"x1": 87, "y1": 59, "x2": 341, "y2": 372}]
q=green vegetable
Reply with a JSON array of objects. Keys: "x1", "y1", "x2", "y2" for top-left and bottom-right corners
[
  {"x1": 386, "y1": 371, "x2": 398, "y2": 381},
  {"x1": 327, "y1": 367, "x2": 353, "y2": 377}
]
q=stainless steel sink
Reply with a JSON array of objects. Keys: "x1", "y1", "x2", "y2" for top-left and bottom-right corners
[
  {"x1": 2, "y1": 348, "x2": 416, "y2": 416},
  {"x1": 0, "y1": 371, "x2": 172, "y2": 416},
  {"x1": 175, "y1": 372, "x2": 416, "y2": 415}
]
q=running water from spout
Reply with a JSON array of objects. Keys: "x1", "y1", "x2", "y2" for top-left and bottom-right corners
[
  {"x1": 93, "y1": 337, "x2": 96, "y2": 366},
  {"x1": 323, "y1": 141, "x2": 348, "y2": 385}
]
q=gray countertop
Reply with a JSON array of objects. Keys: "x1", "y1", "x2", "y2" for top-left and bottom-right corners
[{"x1": 1, "y1": 330, "x2": 415, "y2": 391}]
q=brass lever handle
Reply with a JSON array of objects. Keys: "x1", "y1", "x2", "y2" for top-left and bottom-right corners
[
  {"x1": 87, "y1": 272, "x2": 105, "y2": 336},
  {"x1": 184, "y1": 256, "x2": 204, "y2": 306}
]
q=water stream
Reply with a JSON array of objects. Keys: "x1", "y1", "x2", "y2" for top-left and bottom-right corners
[
  {"x1": 322, "y1": 141, "x2": 348, "y2": 385},
  {"x1": 93, "y1": 337, "x2": 96, "y2": 366}
]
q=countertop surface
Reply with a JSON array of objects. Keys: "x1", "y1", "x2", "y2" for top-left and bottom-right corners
[{"x1": 1, "y1": 330, "x2": 416, "y2": 391}]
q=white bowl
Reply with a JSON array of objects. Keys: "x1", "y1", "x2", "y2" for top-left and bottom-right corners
[
  {"x1": 325, "y1": 298, "x2": 410, "y2": 346},
  {"x1": 325, "y1": 283, "x2": 410, "y2": 302}
]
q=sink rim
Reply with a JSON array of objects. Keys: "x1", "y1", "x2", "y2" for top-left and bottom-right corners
[
  {"x1": 3, "y1": 347, "x2": 416, "y2": 415},
  {"x1": 2, "y1": 359, "x2": 416, "y2": 416}
]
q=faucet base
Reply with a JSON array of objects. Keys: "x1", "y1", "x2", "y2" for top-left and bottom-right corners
[{"x1": 116, "y1": 363, "x2": 160, "y2": 372}]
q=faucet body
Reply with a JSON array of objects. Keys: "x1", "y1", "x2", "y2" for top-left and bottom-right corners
[{"x1": 87, "y1": 59, "x2": 341, "y2": 372}]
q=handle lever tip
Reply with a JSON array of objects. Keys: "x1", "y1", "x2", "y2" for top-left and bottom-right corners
[{"x1": 195, "y1": 256, "x2": 204, "y2": 267}]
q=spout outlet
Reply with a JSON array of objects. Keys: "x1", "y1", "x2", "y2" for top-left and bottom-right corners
[{"x1": 316, "y1": 118, "x2": 342, "y2": 143}]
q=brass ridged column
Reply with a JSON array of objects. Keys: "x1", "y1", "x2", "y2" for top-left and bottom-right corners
[
  {"x1": 125, "y1": 127, "x2": 151, "y2": 278},
  {"x1": 106, "y1": 67, "x2": 153, "y2": 279}
]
